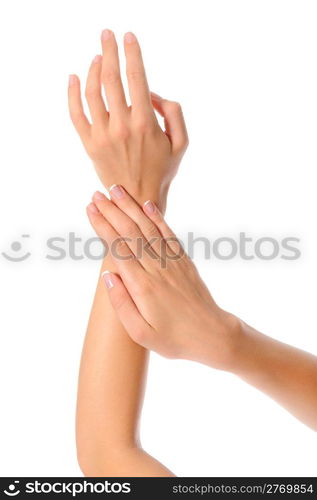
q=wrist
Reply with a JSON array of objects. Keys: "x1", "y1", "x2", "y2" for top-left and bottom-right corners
[
  {"x1": 226, "y1": 319, "x2": 264, "y2": 377},
  {"x1": 216, "y1": 312, "x2": 247, "y2": 372},
  {"x1": 128, "y1": 184, "x2": 168, "y2": 214},
  {"x1": 93, "y1": 161, "x2": 170, "y2": 213},
  {"x1": 186, "y1": 308, "x2": 244, "y2": 371}
]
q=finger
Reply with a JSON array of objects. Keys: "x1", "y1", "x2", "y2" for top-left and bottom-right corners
[
  {"x1": 124, "y1": 32, "x2": 152, "y2": 112},
  {"x1": 101, "y1": 29, "x2": 127, "y2": 114},
  {"x1": 85, "y1": 55, "x2": 108, "y2": 125},
  {"x1": 86, "y1": 202, "x2": 144, "y2": 283},
  {"x1": 92, "y1": 192, "x2": 160, "y2": 267},
  {"x1": 151, "y1": 92, "x2": 188, "y2": 154},
  {"x1": 109, "y1": 184, "x2": 165, "y2": 257},
  {"x1": 143, "y1": 199, "x2": 184, "y2": 257},
  {"x1": 68, "y1": 74, "x2": 91, "y2": 139},
  {"x1": 102, "y1": 271, "x2": 154, "y2": 348}
]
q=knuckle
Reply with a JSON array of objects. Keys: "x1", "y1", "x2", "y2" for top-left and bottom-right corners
[
  {"x1": 167, "y1": 100, "x2": 182, "y2": 112},
  {"x1": 173, "y1": 125, "x2": 189, "y2": 153},
  {"x1": 174, "y1": 136, "x2": 189, "y2": 155},
  {"x1": 144, "y1": 222, "x2": 159, "y2": 239},
  {"x1": 70, "y1": 109, "x2": 83, "y2": 123},
  {"x1": 131, "y1": 327, "x2": 146, "y2": 345},
  {"x1": 151, "y1": 211, "x2": 163, "y2": 226},
  {"x1": 114, "y1": 237, "x2": 129, "y2": 254},
  {"x1": 102, "y1": 68, "x2": 120, "y2": 84},
  {"x1": 88, "y1": 128, "x2": 110, "y2": 150},
  {"x1": 171, "y1": 100, "x2": 182, "y2": 110},
  {"x1": 132, "y1": 277, "x2": 152, "y2": 297},
  {"x1": 85, "y1": 85, "x2": 98, "y2": 100},
  {"x1": 133, "y1": 115, "x2": 152, "y2": 134},
  {"x1": 183, "y1": 135, "x2": 189, "y2": 149},
  {"x1": 86, "y1": 145, "x2": 99, "y2": 159},
  {"x1": 94, "y1": 131, "x2": 109, "y2": 148},
  {"x1": 127, "y1": 69, "x2": 144, "y2": 82},
  {"x1": 123, "y1": 221, "x2": 138, "y2": 238},
  {"x1": 86, "y1": 141, "x2": 106, "y2": 159},
  {"x1": 110, "y1": 123, "x2": 130, "y2": 141}
]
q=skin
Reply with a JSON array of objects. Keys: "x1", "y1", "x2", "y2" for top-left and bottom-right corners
[
  {"x1": 68, "y1": 30, "x2": 188, "y2": 212},
  {"x1": 68, "y1": 30, "x2": 188, "y2": 476},
  {"x1": 87, "y1": 187, "x2": 317, "y2": 433}
]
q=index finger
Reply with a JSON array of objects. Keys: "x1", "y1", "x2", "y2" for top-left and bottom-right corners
[
  {"x1": 86, "y1": 202, "x2": 144, "y2": 287},
  {"x1": 124, "y1": 32, "x2": 153, "y2": 112}
]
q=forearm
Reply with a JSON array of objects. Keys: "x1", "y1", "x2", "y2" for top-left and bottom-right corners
[
  {"x1": 77, "y1": 206, "x2": 174, "y2": 476},
  {"x1": 76, "y1": 255, "x2": 144, "y2": 472},
  {"x1": 85, "y1": 190, "x2": 317, "y2": 437},
  {"x1": 229, "y1": 321, "x2": 317, "y2": 431},
  {"x1": 70, "y1": 28, "x2": 187, "y2": 476}
]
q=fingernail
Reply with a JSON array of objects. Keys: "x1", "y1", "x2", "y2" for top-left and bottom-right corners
[
  {"x1": 109, "y1": 184, "x2": 124, "y2": 199},
  {"x1": 94, "y1": 191, "x2": 106, "y2": 201},
  {"x1": 68, "y1": 74, "x2": 77, "y2": 87},
  {"x1": 93, "y1": 54, "x2": 102, "y2": 63},
  {"x1": 87, "y1": 203, "x2": 99, "y2": 214},
  {"x1": 144, "y1": 200, "x2": 155, "y2": 214},
  {"x1": 124, "y1": 32, "x2": 136, "y2": 44},
  {"x1": 102, "y1": 270, "x2": 115, "y2": 289},
  {"x1": 151, "y1": 92, "x2": 163, "y2": 101},
  {"x1": 102, "y1": 29, "x2": 112, "y2": 41}
]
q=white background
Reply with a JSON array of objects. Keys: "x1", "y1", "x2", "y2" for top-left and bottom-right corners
[{"x1": 0, "y1": 0, "x2": 316, "y2": 477}]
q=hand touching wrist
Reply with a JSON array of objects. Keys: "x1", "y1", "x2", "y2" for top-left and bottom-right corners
[
  {"x1": 87, "y1": 186, "x2": 241, "y2": 372},
  {"x1": 86, "y1": 186, "x2": 317, "y2": 432}
]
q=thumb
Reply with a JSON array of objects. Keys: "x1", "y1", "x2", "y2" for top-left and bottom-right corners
[
  {"x1": 151, "y1": 92, "x2": 188, "y2": 154},
  {"x1": 102, "y1": 271, "x2": 153, "y2": 348}
]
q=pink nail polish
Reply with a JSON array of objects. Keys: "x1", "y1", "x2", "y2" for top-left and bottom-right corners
[
  {"x1": 93, "y1": 55, "x2": 102, "y2": 63},
  {"x1": 68, "y1": 74, "x2": 77, "y2": 87},
  {"x1": 102, "y1": 29, "x2": 112, "y2": 41},
  {"x1": 144, "y1": 200, "x2": 155, "y2": 214},
  {"x1": 94, "y1": 191, "x2": 106, "y2": 200},
  {"x1": 109, "y1": 185, "x2": 124, "y2": 199},
  {"x1": 124, "y1": 32, "x2": 136, "y2": 44},
  {"x1": 102, "y1": 271, "x2": 114, "y2": 289},
  {"x1": 87, "y1": 203, "x2": 99, "y2": 214}
]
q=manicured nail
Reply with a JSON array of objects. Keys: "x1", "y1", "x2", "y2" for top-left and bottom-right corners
[
  {"x1": 109, "y1": 184, "x2": 124, "y2": 199},
  {"x1": 87, "y1": 203, "x2": 99, "y2": 214},
  {"x1": 144, "y1": 200, "x2": 155, "y2": 214},
  {"x1": 68, "y1": 74, "x2": 77, "y2": 87},
  {"x1": 93, "y1": 54, "x2": 102, "y2": 63},
  {"x1": 94, "y1": 191, "x2": 106, "y2": 201},
  {"x1": 151, "y1": 92, "x2": 163, "y2": 101},
  {"x1": 124, "y1": 32, "x2": 136, "y2": 44},
  {"x1": 102, "y1": 29, "x2": 112, "y2": 41},
  {"x1": 102, "y1": 270, "x2": 115, "y2": 289}
]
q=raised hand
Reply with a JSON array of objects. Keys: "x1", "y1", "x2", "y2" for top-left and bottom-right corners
[{"x1": 68, "y1": 30, "x2": 188, "y2": 211}]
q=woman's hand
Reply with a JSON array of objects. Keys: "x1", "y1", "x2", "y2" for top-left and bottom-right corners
[
  {"x1": 86, "y1": 186, "x2": 241, "y2": 371},
  {"x1": 68, "y1": 30, "x2": 188, "y2": 212}
]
